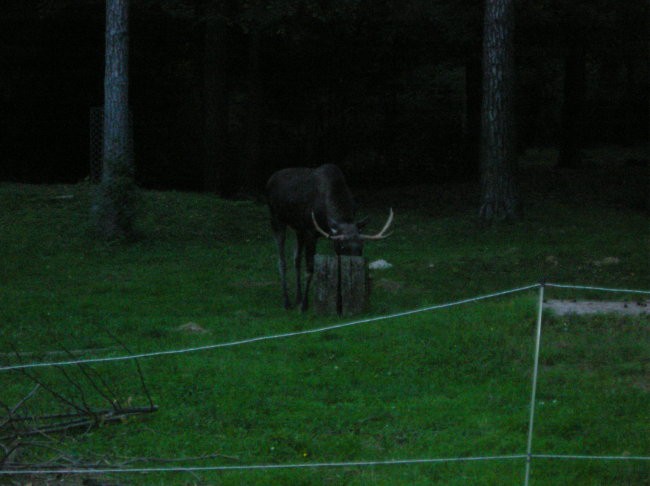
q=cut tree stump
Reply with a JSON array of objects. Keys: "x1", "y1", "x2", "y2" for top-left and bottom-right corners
[{"x1": 313, "y1": 255, "x2": 369, "y2": 316}]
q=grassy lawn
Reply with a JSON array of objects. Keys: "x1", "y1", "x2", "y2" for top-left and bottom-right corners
[{"x1": 1, "y1": 159, "x2": 648, "y2": 484}]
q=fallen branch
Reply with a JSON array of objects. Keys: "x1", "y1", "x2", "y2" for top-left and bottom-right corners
[
  {"x1": 1, "y1": 337, "x2": 158, "y2": 473},
  {"x1": 1, "y1": 406, "x2": 158, "y2": 441},
  {"x1": 0, "y1": 385, "x2": 40, "y2": 430},
  {"x1": 3, "y1": 451, "x2": 238, "y2": 472},
  {"x1": 0, "y1": 347, "x2": 119, "y2": 359}
]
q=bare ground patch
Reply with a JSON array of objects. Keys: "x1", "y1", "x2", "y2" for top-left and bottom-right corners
[{"x1": 545, "y1": 299, "x2": 650, "y2": 316}]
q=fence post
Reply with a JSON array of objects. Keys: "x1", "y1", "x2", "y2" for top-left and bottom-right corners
[{"x1": 524, "y1": 281, "x2": 545, "y2": 486}]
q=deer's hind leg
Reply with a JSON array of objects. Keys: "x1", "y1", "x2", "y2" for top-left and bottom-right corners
[{"x1": 271, "y1": 219, "x2": 291, "y2": 310}]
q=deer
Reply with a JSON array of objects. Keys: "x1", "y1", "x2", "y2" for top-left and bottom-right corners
[{"x1": 266, "y1": 164, "x2": 393, "y2": 311}]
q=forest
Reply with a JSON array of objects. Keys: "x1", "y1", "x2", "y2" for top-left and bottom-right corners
[{"x1": 1, "y1": 0, "x2": 647, "y2": 194}]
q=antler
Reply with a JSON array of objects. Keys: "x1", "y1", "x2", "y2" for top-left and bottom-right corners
[
  {"x1": 360, "y1": 208, "x2": 394, "y2": 240},
  {"x1": 311, "y1": 212, "x2": 345, "y2": 240}
]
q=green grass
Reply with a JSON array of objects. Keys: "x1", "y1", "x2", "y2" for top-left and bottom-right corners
[{"x1": 1, "y1": 160, "x2": 648, "y2": 484}]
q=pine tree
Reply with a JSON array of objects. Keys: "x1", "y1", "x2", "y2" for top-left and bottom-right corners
[{"x1": 479, "y1": 0, "x2": 518, "y2": 221}]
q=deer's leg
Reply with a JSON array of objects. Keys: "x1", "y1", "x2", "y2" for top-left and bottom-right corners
[
  {"x1": 294, "y1": 232, "x2": 305, "y2": 306},
  {"x1": 272, "y1": 221, "x2": 291, "y2": 309},
  {"x1": 301, "y1": 236, "x2": 317, "y2": 312}
]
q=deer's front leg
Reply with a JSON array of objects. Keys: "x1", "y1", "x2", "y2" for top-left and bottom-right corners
[
  {"x1": 294, "y1": 233, "x2": 305, "y2": 307},
  {"x1": 301, "y1": 236, "x2": 317, "y2": 312}
]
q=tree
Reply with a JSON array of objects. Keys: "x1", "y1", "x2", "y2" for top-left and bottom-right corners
[
  {"x1": 95, "y1": 0, "x2": 136, "y2": 239},
  {"x1": 463, "y1": 37, "x2": 483, "y2": 180},
  {"x1": 233, "y1": 0, "x2": 363, "y2": 194},
  {"x1": 557, "y1": 38, "x2": 585, "y2": 169},
  {"x1": 240, "y1": 19, "x2": 263, "y2": 196},
  {"x1": 202, "y1": 1, "x2": 234, "y2": 196},
  {"x1": 479, "y1": 0, "x2": 518, "y2": 221},
  {"x1": 556, "y1": 4, "x2": 587, "y2": 169}
]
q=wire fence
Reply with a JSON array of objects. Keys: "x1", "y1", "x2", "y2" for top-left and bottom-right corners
[
  {"x1": 3, "y1": 454, "x2": 647, "y2": 477},
  {"x1": 1, "y1": 281, "x2": 649, "y2": 483},
  {"x1": 0, "y1": 283, "x2": 540, "y2": 373}
]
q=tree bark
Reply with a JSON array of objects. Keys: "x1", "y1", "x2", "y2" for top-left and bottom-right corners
[
  {"x1": 241, "y1": 24, "x2": 262, "y2": 195},
  {"x1": 558, "y1": 41, "x2": 586, "y2": 169},
  {"x1": 96, "y1": 0, "x2": 135, "y2": 240},
  {"x1": 479, "y1": 0, "x2": 518, "y2": 221},
  {"x1": 463, "y1": 52, "x2": 482, "y2": 180},
  {"x1": 623, "y1": 56, "x2": 639, "y2": 145},
  {"x1": 313, "y1": 255, "x2": 340, "y2": 315},
  {"x1": 202, "y1": 6, "x2": 233, "y2": 196},
  {"x1": 313, "y1": 255, "x2": 368, "y2": 316}
]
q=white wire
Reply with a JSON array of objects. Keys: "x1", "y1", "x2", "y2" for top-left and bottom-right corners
[
  {"x1": 524, "y1": 284, "x2": 545, "y2": 486},
  {"x1": 532, "y1": 454, "x2": 650, "y2": 461},
  {"x1": 0, "y1": 454, "x2": 528, "y2": 475},
  {"x1": 546, "y1": 283, "x2": 650, "y2": 295},
  {"x1": 3, "y1": 453, "x2": 647, "y2": 476},
  {"x1": 0, "y1": 283, "x2": 540, "y2": 373},
  {"x1": 2, "y1": 281, "x2": 648, "y2": 477}
]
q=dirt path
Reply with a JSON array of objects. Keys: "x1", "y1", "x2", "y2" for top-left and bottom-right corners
[{"x1": 545, "y1": 299, "x2": 650, "y2": 316}]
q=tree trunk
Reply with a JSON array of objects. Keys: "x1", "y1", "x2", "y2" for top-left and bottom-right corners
[
  {"x1": 479, "y1": 0, "x2": 518, "y2": 221},
  {"x1": 623, "y1": 56, "x2": 639, "y2": 145},
  {"x1": 313, "y1": 255, "x2": 340, "y2": 315},
  {"x1": 381, "y1": 34, "x2": 400, "y2": 176},
  {"x1": 463, "y1": 52, "x2": 482, "y2": 180},
  {"x1": 558, "y1": 41, "x2": 586, "y2": 169},
  {"x1": 241, "y1": 24, "x2": 262, "y2": 196},
  {"x1": 96, "y1": 0, "x2": 135, "y2": 240},
  {"x1": 203, "y1": 6, "x2": 232, "y2": 196},
  {"x1": 313, "y1": 255, "x2": 368, "y2": 316}
]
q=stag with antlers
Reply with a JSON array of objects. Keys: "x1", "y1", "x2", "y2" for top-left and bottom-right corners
[{"x1": 266, "y1": 164, "x2": 393, "y2": 311}]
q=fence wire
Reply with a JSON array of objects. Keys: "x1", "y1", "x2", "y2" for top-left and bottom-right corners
[
  {"x1": 2, "y1": 454, "x2": 647, "y2": 477},
  {"x1": 546, "y1": 283, "x2": 650, "y2": 295},
  {"x1": 0, "y1": 455, "x2": 529, "y2": 476},
  {"x1": 1, "y1": 282, "x2": 648, "y2": 481},
  {"x1": 531, "y1": 454, "x2": 650, "y2": 461},
  {"x1": 0, "y1": 283, "x2": 540, "y2": 373}
]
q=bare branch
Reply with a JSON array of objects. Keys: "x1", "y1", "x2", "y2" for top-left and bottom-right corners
[
  {"x1": 61, "y1": 344, "x2": 121, "y2": 411},
  {"x1": 1, "y1": 406, "x2": 158, "y2": 441},
  {"x1": 1, "y1": 338, "x2": 157, "y2": 472},
  {"x1": 0, "y1": 347, "x2": 118, "y2": 359},
  {"x1": 101, "y1": 327, "x2": 155, "y2": 410},
  {"x1": 54, "y1": 365, "x2": 94, "y2": 416},
  {"x1": 0, "y1": 384, "x2": 39, "y2": 430}
]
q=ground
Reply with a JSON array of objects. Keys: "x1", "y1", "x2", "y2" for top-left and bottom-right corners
[{"x1": 545, "y1": 299, "x2": 649, "y2": 316}]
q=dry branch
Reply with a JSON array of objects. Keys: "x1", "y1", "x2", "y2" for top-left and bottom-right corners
[{"x1": 1, "y1": 337, "x2": 158, "y2": 473}]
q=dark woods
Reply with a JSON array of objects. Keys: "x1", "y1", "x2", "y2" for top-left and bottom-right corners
[{"x1": 1, "y1": 0, "x2": 647, "y2": 192}]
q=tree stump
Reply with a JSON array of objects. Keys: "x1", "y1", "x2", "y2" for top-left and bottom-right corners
[{"x1": 313, "y1": 255, "x2": 369, "y2": 316}]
